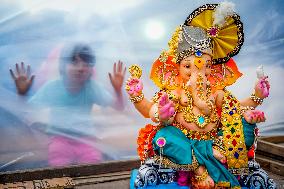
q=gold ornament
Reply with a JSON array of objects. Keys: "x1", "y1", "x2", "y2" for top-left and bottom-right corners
[
  {"x1": 129, "y1": 64, "x2": 142, "y2": 79},
  {"x1": 195, "y1": 169, "x2": 209, "y2": 182},
  {"x1": 129, "y1": 93, "x2": 144, "y2": 103},
  {"x1": 250, "y1": 93, "x2": 263, "y2": 105},
  {"x1": 168, "y1": 25, "x2": 182, "y2": 63},
  {"x1": 179, "y1": 85, "x2": 218, "y2": 129}
]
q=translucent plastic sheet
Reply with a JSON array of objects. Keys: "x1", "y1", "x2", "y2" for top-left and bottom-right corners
[{"x1": 0, "y1": 0, "x2": 283, "y2": 172}]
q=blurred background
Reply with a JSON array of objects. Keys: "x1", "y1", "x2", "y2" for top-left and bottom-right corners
[{"x1": 0, "y1": 0, "x2": 283, "y2": 172}]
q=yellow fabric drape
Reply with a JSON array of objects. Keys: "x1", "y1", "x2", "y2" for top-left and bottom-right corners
[{"x1": 189, "y1": 9, "x2": 240, "y2": 64}]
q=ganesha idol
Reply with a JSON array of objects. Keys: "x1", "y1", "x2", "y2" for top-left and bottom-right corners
[{"x1": 126, "y1": 2, "x2": 276, "y2": 189}]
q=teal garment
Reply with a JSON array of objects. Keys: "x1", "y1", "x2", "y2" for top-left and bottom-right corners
[
  {"x1": 28, "y1": 79, "x2": 114, "y2": 136},
  {"x1": 29, "y1": 79, "x2": 113, "y2": 110},
  {"x1": 153, "y1": 126, "x2": 240, "y2": 187},
  {"x1": 242, "y1": 118, "x2": 257, "y2": 149}
]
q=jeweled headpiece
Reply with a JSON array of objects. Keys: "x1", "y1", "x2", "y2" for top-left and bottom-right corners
[
  {"x1": 177, "y1": 26, "x2": 211, "y2": 53},
  {"x1": 150, "y1": 2, "x2": 244, "y2": 90},
  {"x1": 169, "y1": 2, "x2": 244, "y2": 64},
  {"x1": 176, "y1": 26, "x2": 213, "y2": 63}
]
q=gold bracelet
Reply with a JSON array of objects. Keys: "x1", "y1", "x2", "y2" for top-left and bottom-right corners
[
  {"x1": 129, "y1": 93, "x2": 144, "y2": 103},
  {"x1": 250, "y1": 93, "x2": 263, "y2": 105},
  {"x1": 240, "y1": 106, "x2": 255, "y2": 114},
  {"x1": 195, "y1": 169, "x2": 209, "y2": 182}
]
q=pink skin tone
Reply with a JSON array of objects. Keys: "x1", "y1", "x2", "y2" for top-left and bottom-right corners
[
  {"x1": 255, "y1": 76, "x2": 270, "y2": 99},
  {"x1": 126, "y1": 78, "x2": 143, "y2": 96},
  {"x1": 243, "y1": 110, "x2": 266, "y2": 124},
  {"x1": 158, "y1": 93, "x2": 175, "y2": 121},
  {"x1": 212, "y1": 149, "x2": 227, "y2": 164}
]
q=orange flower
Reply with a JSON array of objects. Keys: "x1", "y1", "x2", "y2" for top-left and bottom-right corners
[{"x1": 137, "y1": 124, "x2": 158, "y2": 161}]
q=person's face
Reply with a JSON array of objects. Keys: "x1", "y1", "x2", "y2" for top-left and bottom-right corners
[
  {"x1": 179, "y1": 53, "x2": 212, "y2": 82},
  {"x1": 65, "y1": 55, "x2": 93, "y2": 85}
]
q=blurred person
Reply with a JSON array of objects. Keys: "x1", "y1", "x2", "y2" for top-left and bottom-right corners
[{"x1": 10, "y1": 43, "x2": 126, "y2": 166}]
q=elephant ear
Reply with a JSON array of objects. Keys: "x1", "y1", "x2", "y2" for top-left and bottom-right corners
[
  {"x1": 150, "y1": 51, "x2": 181, "y2": 90},
  {"x1": 208, "y1": 58, "x2": 242, "y2": 91}
]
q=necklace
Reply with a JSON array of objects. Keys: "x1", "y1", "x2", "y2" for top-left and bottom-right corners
[{"x1": 179, "y1": 84, "x2": 218, "y2": 129}]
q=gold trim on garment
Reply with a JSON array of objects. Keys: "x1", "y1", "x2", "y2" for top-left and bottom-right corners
[{"x1": 153, "y1": 151, "x2": 199, "y2": 171}]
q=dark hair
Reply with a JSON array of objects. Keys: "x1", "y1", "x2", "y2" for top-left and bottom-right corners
[
  {"x1": 59, "y1": 43, "x2": 96, "y2": 76},
  {"x1": 70, "y1": 44, "x2": 95, "y2": 65}
]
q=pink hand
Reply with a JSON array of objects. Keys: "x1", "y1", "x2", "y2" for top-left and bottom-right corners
[
  {"x1": 244, "y1": 110, "x2": 266, "y2": 124},
  {"x1": 126, "y1": 78, "x2": 143, "y2": 96},
  {"x1": 127, "y1": 85, "x2": 135, "y2": 95},
  {"x1": 158, "y1": 93, "x2": 168, "y2": 106},
  {"x1": 135, "y1": 80, "x2": 143, "y2": 93},
  {"x1": 255, "y1": 76, "x2": 270, "y2": 99},
  {"x1": 160, "y1": 103, "x2": 175, "y2": 118},
  {"x1": 158, "y1": 93, "x2": 175, "y2": 120}
]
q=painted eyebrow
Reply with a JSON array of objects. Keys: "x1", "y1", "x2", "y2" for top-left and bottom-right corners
[{"x1": 182, "y1": 62, "x2": 190, "y2": 65}]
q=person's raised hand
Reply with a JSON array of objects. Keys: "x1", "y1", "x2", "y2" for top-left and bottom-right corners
[
  {"x1": 109, "y1": 60, "x2": 126, "y2": 95},
  {"x1": 10, "y1": 62, "x2": 35, "y2": 95}
]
